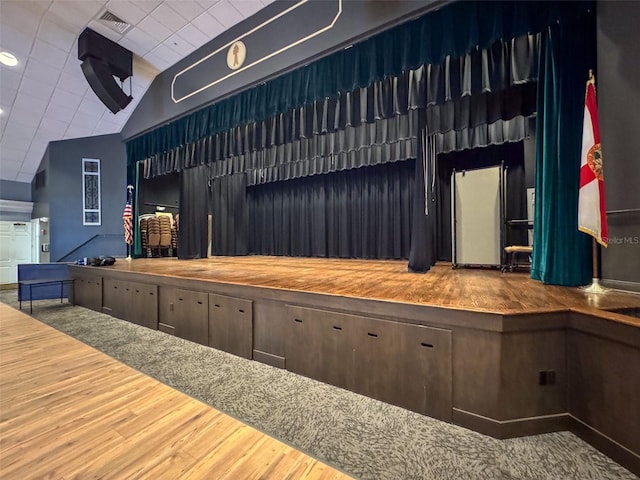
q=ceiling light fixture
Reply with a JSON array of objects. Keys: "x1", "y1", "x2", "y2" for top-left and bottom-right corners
[{"x1": 0, "y1": 51, "x2": 18, "y2": 67}]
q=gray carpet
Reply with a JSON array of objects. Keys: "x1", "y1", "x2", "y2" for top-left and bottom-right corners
[{"x1": 1, "y1": 291, "x2": 637, "y2": 480}]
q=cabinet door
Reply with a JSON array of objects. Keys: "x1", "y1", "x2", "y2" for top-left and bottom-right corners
[
  {"x1": 208, "y1": 293, "x2": 253, "y2": 359},
  {"x1": 353, "y1": 318, "x2": 452, "y2": 422},
  {"x1": 74, "y1": 275, "x2": 102, "y2": 312},
  {"x1": 286, "y1": 306, "x2": 355, "y2": 391},
  {"x1": 174, "y1": 289, "x2": 208, "y2": 345},
  {"x1": 102, "y1": 277, "x2": 131, "y2": 320},
  {"x1": 131, "y1": 283, "x2": 158, "y2": 330}
]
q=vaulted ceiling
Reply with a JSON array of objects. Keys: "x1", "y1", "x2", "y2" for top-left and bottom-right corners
[{"x1": 0, "y1": 0, "x2": 274, "y2": 184}]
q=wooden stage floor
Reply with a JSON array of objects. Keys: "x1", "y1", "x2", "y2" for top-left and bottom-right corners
[
  {"x1": 0, "y1": 303, "x2": 352, "y2": 480},
  {"x1": 108, "y1": 256, "x2": 640, "y2": 323}
]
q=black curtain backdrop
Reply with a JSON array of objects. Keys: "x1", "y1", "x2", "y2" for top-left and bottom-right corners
[
  {"x1": 408, "y1": 115, "x2": 436, "y2": 272},
  {"x1": 177, "y1": 165, "x2": 209, "y2": 259},
  {"x1": 211, "y1": 174, "x2": 248, "y2": 256},
  {"x1": 435, "y1": 142, "x2": 527, "y2": 262},
  {"x1": 247, "y1": 162, "x2": 414, "y2": 259}
]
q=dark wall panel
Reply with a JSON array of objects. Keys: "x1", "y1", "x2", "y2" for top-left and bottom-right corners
[{"x1": 598, "y1": 1, "x2": 640, "y2": 290}]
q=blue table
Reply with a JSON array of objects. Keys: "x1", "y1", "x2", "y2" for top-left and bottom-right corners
[{"x1": 18, "y1": 278, "x2": 75, "y2": 314}]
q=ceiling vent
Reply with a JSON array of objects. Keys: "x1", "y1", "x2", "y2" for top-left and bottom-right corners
[{"x1": 97, "y1": 10, "x2": 132, "y2": 35}]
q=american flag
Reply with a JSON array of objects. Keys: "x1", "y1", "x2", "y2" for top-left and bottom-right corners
[{"x1": 123, "y1": 200, "x2": 133, "y2": 245}]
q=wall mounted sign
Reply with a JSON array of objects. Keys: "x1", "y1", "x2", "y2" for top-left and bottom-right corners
[
  {"x1": 171, "y1": 0, "x2": 342, "y2": 103},
  {"x1": 226, "y1": 41, "x2": 246, "y2": 70}
]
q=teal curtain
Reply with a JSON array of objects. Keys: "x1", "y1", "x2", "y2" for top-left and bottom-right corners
[
  {"x1": 125, "y1": 1, "x2": 593, "y2": 169},
  {"x1": 531, "y1": 9, "x2": 594, "y2": 286}
]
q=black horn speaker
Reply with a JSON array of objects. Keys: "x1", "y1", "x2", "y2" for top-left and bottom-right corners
[{"x1": 78, "y1": 28, "x2": 133, "y2": 114}]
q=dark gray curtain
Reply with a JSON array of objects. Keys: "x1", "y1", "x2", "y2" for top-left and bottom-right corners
[
  {"x1": 247, "y1": 162, "x2": 414, "y2": 259},
  {"x1": 177, "y1": 165, "x2": 209, "y2": 259},
  {"x1": 211, "y1": 174, "x2": 248, "y2": 256}
]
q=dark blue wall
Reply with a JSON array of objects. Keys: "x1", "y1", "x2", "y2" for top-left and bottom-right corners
[
  {"x1": 0, "y1": 179, "x2": 32, "y2": 202},
  {"x1": 31, "y1": 145, "x2": 50, "y2": 220},
  {"x1": 46, "y1": 134, "x2": 127, "y2": 262}
]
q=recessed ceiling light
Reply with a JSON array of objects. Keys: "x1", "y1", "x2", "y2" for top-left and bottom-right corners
[{"x1": 0, "y1": 51, "x2": 18, "y2": 67}]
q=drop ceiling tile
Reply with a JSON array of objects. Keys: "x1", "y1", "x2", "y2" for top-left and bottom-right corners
[
  {"x1": 121, "y1": 26, "x2": 159, "y2": 54},
  {"x1": 9, "y1": 108, "x2": 42, "y2": 128},
  {"x1": 19, "y1": 77, "x2": 56, "y2": 103},
  {"x1": 39, "y1": 116, "x2": 69, "y2": 136},
  {"x1": 3, "y1": 120, "x2": 37, "y2": 141},
  {"x1": 38, "y1": 18, "x2": 78, "y2": 53},
  {"x1": 151, "y1": 3, "x2": 189, "y2": 31},
  {"x1": 44, "y1": 102, "x2": 79, "y2": 123},
  {"x1": 1, "y1": 145, "x2": 29, "y2": 159},
  {"x1": 197, "y1": 0, "x2": 222, "y2": 9},
  {"x1": 230, "y1": 0, "x2": 263, "y2": 18},
  {"x1": 64, "y1": 125, "x2": 95, "y2": 139},
  {"x1": 135, "y1": 0, "x2": 163, "y2": 14},
  {"x1": 191, "y1": 11, "x2": 225, "y2": 40},
  {"x1": 0, "y1": 68, "x2": 22, "y2": 93},
  {"x1": 165, "y1": 0, "x2": 205, "y2": 22},
  {"x1": 95, "y1": 116, "x2": 122, "y2": 133},
  {"x1": 163, "y1": 33, "x2": 196, "y2": 58},
  {"x1": 137, "y1": 14, "x2": 173, "y2": 42},
  {"x1": 0, "y1": 161, "x2": 22, "y2": 179},
  {"x1": 50, "y1": 89, "x2": 83, "y2": 111},
  {"x1": 105, "y1": 0, "x2": 149, "y2": 25},
  {"x1": 57, "y1": 71, "x2": 90, "y2": 97},
  {"x1": 148, "y1": 44, "x2": 182, "y2": 66},
  {"x1": 77, "y1": 96, "x2": 107, "y2": 117},
  {"x1": 176, "y1": 23, "x2": 210, "y2": 49},
  {"x1": 209, "y1": 0, "x2": 243, "y2": 29},
  {"x1": 141, "y1": 51, "x2": 171, "y2": 72},
  {"x1": 23, "y1": 58, "x2": 62, "y2": 87},
  {"x1": 0, "y1": 24, "x2": 36, "y2": 59},
  {"x1": 0, "y1": 87, "x2": 17, "y2": 110},
  {"x1": 30, "y1": 39, "x2": 70, "y2": 70},
  {"x1": 13, "y1": 93, "x2": 49, "y2": 114},
  {"x1": 70, "y1": 112, "x2": 101, "y2": 131},
  {"x1": 0, "y1": 2, "x2": 41, "y2": 38}
]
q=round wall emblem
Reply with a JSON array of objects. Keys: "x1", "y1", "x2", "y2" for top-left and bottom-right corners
[
  {"x1": 227, "y1": 41, "x2": 246, "y2": 70},
  {"x1": 587, "y1": 143, "x2": 604, "y2": 180}
]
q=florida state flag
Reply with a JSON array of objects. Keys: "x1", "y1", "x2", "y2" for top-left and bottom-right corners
[{"x1": 578, "y1": 73, "x2": 608, "y2": 247}]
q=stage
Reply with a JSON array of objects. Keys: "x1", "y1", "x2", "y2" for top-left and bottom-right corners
[
  {"x1": 68, "y1": 256, "x2": 640, "y2": 475},
  {"x1": 102, "y1": 256, "x2": 640, "y2": 319}
]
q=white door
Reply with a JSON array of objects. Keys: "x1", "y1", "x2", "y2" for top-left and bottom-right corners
[{"x1": 0, "y1": 221, "x2": 33, "y2": 284}]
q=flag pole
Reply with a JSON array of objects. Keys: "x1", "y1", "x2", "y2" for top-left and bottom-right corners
[{"x1": 581, "y1": 239, "x2": 607, "y2": 293}]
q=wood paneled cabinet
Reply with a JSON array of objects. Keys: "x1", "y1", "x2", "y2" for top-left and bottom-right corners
[
  {"x1": 103, "y1": 278, "x2": 158, "y2": 329},
  {"x1": 159, "y1": 288, "x2": 208, "y2": 345},
  {"x1": 131, "y1": 283, "x2": 158, "y2": 330},
  {"x1": 73, "y1": 274, "x2": 102, "y2": 312},
  {"x1": 286, "y1": 306, "x2": 452, "y2": 422},
  {"x1": 208, "y1": 293, "x2": 253, "y2": 359}
]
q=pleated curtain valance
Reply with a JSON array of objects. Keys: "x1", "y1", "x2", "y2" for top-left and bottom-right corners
[
  {"x1": 126, "y1": 1, "x2": 591, "y2": 167},
  {"x1": 139, "y1": 32, "x2": 539, "y2": 182}
]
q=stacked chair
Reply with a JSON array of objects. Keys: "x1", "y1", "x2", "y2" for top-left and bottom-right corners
[{"x1": 138, "y1": 213, "x2": 178, "y2": 257}]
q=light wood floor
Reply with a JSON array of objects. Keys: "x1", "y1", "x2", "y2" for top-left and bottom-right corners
[
  {"x1": 0, "y1": 303, "x2": 352, "y2": 480},
  {"x1": 105, "y1": 256, "x2": 640, "y2": 319}
]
